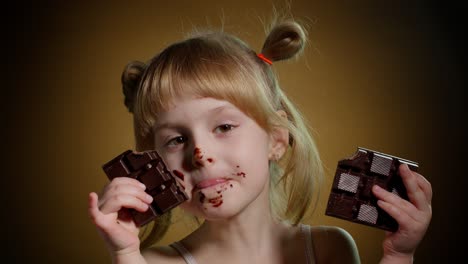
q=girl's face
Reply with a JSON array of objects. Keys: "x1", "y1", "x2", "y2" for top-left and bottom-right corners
[{"x1": 153, "y1": 96, "x2": 273, "y2": 220}]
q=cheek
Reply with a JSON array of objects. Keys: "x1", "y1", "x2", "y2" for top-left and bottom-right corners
[
  {"x1": 235, "y1": 139, "x2": 270, "y2": 172},
  {"x1": 159, "y1": 152, "x2": 186, "y2": 177},
  {"x1": 178, "y1": 194, "x2": 197, "y2": 212},
  {"x1": 161, "y1": 152, "x2": 180, "y2": 166},
  {"x1": 232, "y1": 129, "x2": 269, "y2": 156}
]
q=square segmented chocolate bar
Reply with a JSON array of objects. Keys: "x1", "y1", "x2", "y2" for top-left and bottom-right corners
[
  {"x1": 102, "y1": 150, "x2": 188, "y2": 226},
  {"x1": 325, "y1": 147, "x2": 418, "y2": 231}
]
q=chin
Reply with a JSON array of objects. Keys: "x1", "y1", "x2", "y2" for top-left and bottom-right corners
[
  {"x1": 182, "y1": 198, "x2": 245, "y2": 221},
  {"x1": 201, "y1": 206, "x2": 243, "y2": 221}
]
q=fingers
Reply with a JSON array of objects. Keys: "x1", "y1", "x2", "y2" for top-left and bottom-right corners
[
  {"x1": 372, "y1": 163, "x2": 433, "y2": 228},
  {"x1": 376, "y1": 199, "x2": 413, "y2": 227},
  {"x1": 97, "y1": 177, "x2": 153, "y2": 214},
  {"x1": 372, "y1": 185, "x2": 419, "y2": 222},
  {"x1": 100, "y1": 194, "x2": 151, "y2": 214},
  {"x1": 374, "y1": 164, "x2": 432, "y2": 256},
  {"x1": 415, "y1": 170, "x2": 432, "y2": 204},
  {"x1": 102, "y1": 177, "x2": 147, "y2": 194},
  {"x1": 373, "y1": 186, "x2": 427, "y2": 232},
  {"x1": 399, "y1": 164, "x2": 431, "y2": 212}
]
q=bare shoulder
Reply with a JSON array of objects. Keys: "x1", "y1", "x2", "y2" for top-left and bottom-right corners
[
  {"x1": 310, "y1": 225, "x2": 361, "y2": 264},
  {"x1": 141, "y1": 245, "x2": 185, "y2": 264}
]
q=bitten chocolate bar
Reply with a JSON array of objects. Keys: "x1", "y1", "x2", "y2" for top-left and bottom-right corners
[
  {"x1": 325, "y1": 147, "x2": 418, "y2": 232},
  {"x1": 102, "y1": 150, "x2": 188, "y2": 226}
]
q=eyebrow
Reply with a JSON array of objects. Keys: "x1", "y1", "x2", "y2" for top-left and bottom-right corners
[{"x1": 153, "y1": 104, "x2": 237, "y2": 131}]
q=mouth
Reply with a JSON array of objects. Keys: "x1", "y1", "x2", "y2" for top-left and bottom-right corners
[{"x1": 195, "y1": 178, "x2": 230, "y2": 190}]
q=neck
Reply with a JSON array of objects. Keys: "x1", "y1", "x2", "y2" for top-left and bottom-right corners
[{"x1": 203, "y1": 207, "x2": 280, "y2": 247}]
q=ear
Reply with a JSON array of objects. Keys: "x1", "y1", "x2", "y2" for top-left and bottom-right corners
[
  {"x1": 122, "y1": 61, "x2": 146, "y2": 113},
  {"x1": 268, "y1": 110, "x2": 289, "y2": 161}
]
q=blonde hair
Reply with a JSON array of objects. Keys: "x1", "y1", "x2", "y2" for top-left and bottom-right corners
[{"x1": 121, "y1": 19, "x2": 323, "y2": 249}]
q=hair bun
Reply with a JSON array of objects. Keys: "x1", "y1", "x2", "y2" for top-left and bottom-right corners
[
  {"x1": 261, "y1": 20, "x2": 307, "y2": 62},
  {"x1": 121, "y1": 61, "x2": 147, "y2": 112}
]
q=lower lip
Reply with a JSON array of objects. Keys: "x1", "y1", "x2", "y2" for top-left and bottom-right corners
[{"x1": 196, "y1": 178, "x2": 229, "y2": 189}]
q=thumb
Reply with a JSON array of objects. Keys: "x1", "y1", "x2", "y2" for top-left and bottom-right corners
[{"x1": 88, "y1": 192, "x2": 103, "y2": 225}]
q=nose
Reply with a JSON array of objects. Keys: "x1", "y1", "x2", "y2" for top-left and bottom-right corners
[
  {"x1": 191, "y1": 146, "x2": 215, "y2": 168},
  {"x1": 192, "y1": 147, "x2": 205, "y2": 167}
]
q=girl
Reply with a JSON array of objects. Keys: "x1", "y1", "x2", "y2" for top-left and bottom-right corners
[{"x1": 88, "y1": 19, "x2": 432, "y2": 264}]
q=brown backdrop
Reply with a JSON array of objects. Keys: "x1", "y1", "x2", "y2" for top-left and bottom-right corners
[{"x1": 5, "y1": 0, "x2": 465, "y2": 263}]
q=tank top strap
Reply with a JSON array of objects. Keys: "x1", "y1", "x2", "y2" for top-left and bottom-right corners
[
  {"x1": 170, "y1": 241, "x2": 199, "y2": 264},
  {"x1": 300, "y1": 224, "x2": 316, "y2": 264}
]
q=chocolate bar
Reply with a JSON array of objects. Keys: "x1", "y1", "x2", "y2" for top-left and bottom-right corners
[
  {"x1": 102, "y1": 150, "x2": 188, "y2": 226},
  {"x1": 325, "y1": 147, "x2": 418, "y2": 231}
]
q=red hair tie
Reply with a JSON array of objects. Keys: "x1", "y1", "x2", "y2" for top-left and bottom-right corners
[{"x1": 257, "y1": 53, "x2": 273, "y2": 65}]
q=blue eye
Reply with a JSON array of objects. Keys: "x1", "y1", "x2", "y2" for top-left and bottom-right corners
[
  {"x1": 215, "y1": 124, "x2": 235, "y2": 133},
  {"x1": 167, "y1": 136, "x2": 187, "y2": 146}
]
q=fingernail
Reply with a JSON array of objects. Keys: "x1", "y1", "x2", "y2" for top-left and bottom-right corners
[
  {"x1": 146, "y1": 194, "x2": 153, "y2": 202},
  {"x1": 377, "y1": 200, "x2": 384, "y2": 207},
  {"x1": 401, "y1": 163, "x2": 409, "y2": 171},
  {"x1": 140, "y1": 183, "x2": 147, "y2": 189},
  {"x1": 373, "y1": 185, "x2": 382, "y2": 192}
]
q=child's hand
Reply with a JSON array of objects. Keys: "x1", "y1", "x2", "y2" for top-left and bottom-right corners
[
  {"x1": 372, "y1": 164, "x2": 432, "y2": 262},
  {"x1": 88, "y1": 177, "x2": 153, "y2": 257}
]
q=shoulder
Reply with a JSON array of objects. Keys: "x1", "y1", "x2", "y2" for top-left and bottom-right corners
[
  {"x1": 309, "y1": 225, "x2": 361, "y2": 264},
  {"x1": 141, "y1": 245, "x2": 185, "y2": 264}
]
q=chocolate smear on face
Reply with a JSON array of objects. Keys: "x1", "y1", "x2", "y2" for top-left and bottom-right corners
[
  {"x1": 172, "y1": 170, "x2": 185, "y2": 181},
  {"x1": 209, "y1": 196, "x2": 223, "y2": 207},
  {"x1": 194, "y1": 148, "x2": 202, "y2": 159},
  {"x1": 236, "y1": 172, "x2": 246, "y2": 178},
  {"x1": 199, "y1": 192, "x2": 206, "y2": 203}
]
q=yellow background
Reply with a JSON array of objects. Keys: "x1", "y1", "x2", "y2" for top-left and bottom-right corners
[{"x1": 6, "y1": 0, "x2": 464, "y2": 263}]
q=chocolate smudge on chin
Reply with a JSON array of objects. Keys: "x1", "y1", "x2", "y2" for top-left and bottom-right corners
[{"x1": 199, "y1": 192, "x2": 206, "y2": 203}]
